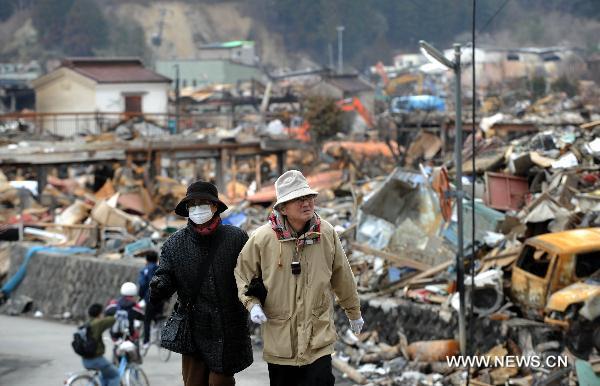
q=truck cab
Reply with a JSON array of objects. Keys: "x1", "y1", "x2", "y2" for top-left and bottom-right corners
[
  {"x1": 511, "y1": 228, "x2": 600, "y2": 318},
  {"x1": 511, "y1": 228, "x2": 600, "y2": 357}
]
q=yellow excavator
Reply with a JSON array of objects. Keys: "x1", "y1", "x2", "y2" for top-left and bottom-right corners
[
  {"x1": 374, "y1": 62, "x2": 424, "y2": 97},
  {"x1": 385, "y1": 73, "x2": 424, "y2": 96}
]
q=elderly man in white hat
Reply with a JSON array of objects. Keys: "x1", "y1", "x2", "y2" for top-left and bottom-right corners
[{"x1": 235, "y1": 170, "x2": 363, "y2": 386}]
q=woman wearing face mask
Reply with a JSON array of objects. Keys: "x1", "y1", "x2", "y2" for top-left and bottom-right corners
[{"x1": 149, "y1": 180, "x2": 252, "y2": 386}]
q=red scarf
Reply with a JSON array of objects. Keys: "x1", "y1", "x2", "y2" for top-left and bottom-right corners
[{"x1": 193, "y1": 215, "x2": 222, "y2": 236}]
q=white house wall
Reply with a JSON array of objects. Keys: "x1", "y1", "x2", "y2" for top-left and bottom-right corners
[
  {"x1": 95, "y1": 83, "x2": 169, "y2": 115},
  {"x1": 35, "y1": 70, "x2": 95, "y2": 113},
  {"x1": 34, "y1": 69, "x2": 96, "y2": 136}
]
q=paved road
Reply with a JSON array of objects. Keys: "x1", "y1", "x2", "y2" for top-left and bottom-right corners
[{"x1": 0, "y1": 314, "x2": 269, "y2": 386}]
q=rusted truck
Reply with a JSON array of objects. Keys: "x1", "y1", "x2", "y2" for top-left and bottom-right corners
[{"x1": 511, "y1": 228, "x2": 600, "y2": 357}]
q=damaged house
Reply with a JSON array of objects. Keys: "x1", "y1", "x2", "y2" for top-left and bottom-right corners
[{"x1": 31, "y1": 58, "x2": 171, "y2": 136}]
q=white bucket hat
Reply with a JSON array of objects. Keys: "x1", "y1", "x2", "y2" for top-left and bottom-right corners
[{"x1": 274, "y1": 170, "x2": 318, "y2": 210}]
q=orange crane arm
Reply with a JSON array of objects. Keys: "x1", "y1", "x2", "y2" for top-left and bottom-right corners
[
  {"x1": 375, "y1": 61, "x2": 389, "y2": 85},
  {"x1": 337, "y1": 97, "x2": 374, "y2": 128}
]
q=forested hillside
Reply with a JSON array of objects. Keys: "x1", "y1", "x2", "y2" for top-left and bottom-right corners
[{"x1": 0, "y1": 0, "x2": 598, "y2": 67}]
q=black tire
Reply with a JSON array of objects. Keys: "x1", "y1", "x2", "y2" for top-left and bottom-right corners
[
  {"x1": 67, "y1": 374, "x2": 100, "y2": 386},
  {"x1": 566, "y1": 320, "x2": 594, "y2": 359}
]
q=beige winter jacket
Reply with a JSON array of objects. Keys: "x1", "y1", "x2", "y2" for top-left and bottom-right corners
[{"x1": 234, "y1": 218, "x2": 361, "y2": 366}]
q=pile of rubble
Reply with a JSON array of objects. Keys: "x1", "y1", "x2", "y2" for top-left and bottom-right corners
[
  {"x1": 1, "y1": 77, "x2": 600, "y2": 385},
  {"x1": 0, "y1": 165, "x2": 185, "y2": 257},
  {"x1": 235, "y1": 140, "x2": 599, "y2": 385},
  {"x1": 1, "y1": 125, "x2": 599, "y2": 384},
  {"x1": 315, "y1": 116, "x2": 600, "y2": 384}
]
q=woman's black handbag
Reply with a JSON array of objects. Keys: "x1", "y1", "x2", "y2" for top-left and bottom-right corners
[
  {"x1": 160, "y1": 249, "x2": 216, "y2": 354},
  {"x1": 160, "y1": 302, "x2": 195, "y2": 354}
]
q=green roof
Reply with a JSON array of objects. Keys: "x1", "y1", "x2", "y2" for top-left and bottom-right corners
[
  {"x1": 201, "y1": 41, "x2": 255, "y2": 49},
  {"x1": 221, "y1": 40, "x2": 254, "y2": 48}
]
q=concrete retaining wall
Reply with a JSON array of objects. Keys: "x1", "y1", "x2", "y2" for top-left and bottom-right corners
[
  {"x1": 6, "y1": 243, "x2": 144, "y2": 320},
  {"x1": 335, "y1": 295, "x2": 503, "y2": 352}
]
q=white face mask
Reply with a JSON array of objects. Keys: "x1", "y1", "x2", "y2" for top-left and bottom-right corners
[{"x1": 188, "y1": 205, "x2": 214, "y2": 225}]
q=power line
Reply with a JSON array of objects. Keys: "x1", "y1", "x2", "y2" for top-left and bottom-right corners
[
  {"x1": 479, "y1": 0, "x2": 511, "y2": 33},
  {"x1": 466, "y1": 1, "x2": 477, "y2": 385}
]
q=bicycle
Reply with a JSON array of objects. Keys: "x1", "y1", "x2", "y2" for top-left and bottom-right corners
[
  {"x1": 141, "y1": 316, "x2": 171, "y2": 362},
  {"x1": 65, "y1": 311, "x2": 150, "y2": 386},
  {"x1": 64, "y1": 352, "x2": 149, "y2": 386}
]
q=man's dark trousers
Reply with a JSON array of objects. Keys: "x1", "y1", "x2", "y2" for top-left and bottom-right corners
[{"x1": 267, "y1": 355, "x2": 335, "y2": 386}]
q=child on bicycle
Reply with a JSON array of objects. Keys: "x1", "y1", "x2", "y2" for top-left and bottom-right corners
[
  {"x1": 104, "y1": 281, "x2": 145, "y2": 342},
  {"x1": 81, "y1": 303, "x2": 120, "y2": 386}
]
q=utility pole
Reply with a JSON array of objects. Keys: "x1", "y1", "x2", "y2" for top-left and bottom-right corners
[
  {"x1": 174, "y1": 64, "x2": 180, "y2": 134},
  {"x1": 419, "y1": 40, "x2": 466, "y2": 354},
  {"x1": 336, "y1": 25, "x2": 345, "y2": 74},
  {"x1": 452, "y1": 43, "x2": 467, "y2": 355},
  {"x1": 328, "y1": 43, "x2": 334, "y2": 70}
]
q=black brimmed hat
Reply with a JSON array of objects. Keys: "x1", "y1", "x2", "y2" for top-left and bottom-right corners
[{"x1": 174, "y1": 180, "x2": 228, "y2": 217}]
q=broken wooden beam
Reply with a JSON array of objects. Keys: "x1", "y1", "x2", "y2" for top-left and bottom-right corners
[
  {"x1": 351, "y1": 242, "x2": 431, "y2": 271},
  {"x1": 406, "y1": 259, "x2": 453, "y2": 284},
  {"x1": 360, "y1": 343, "x2": 403, "y2": 363},
  {"x1": 378, "y1": 259, "x2": 454, "y2": 296},
  {"x1": 332, "y1": 356, "x2": 367, "y2": 385}
]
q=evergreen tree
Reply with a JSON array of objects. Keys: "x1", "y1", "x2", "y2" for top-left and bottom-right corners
[
  {"x1": 304, "y1": 96, "x2": 342, "y2": 143},
  {"x1": 32, "y1": 0, "x2": 75, "y2": 48},
  {"x1": 62, "y1": 0, "x2": 108, "y2": 56},
  {"x1": 102, "y1": 16, "x2": 148, "y2": 60},
  {"x1": 0, "y1": 1, "x2": 14, "y2": 22}
]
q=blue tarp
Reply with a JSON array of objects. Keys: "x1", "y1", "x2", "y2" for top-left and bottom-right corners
[
  {"x1": 1, "y1": 246, "x2": 94, "y2": 297},
  {"x1": 388, "y1": 267, "x2": 416, "y2": 283},
  {"x1": 124, "y1": 238, "x2": 154, "y2": 256},
  {"x1": 222, "y1": 212, "x2": 247, "y2": 228},
  {"x1": 390, "y1": 95, "x2": 446, "y2": 113}
]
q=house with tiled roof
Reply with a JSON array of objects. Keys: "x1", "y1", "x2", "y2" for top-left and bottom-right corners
[
  {"x1": 305, "y1": 73, "x2": 375, "y2": 112},
  {"x1": 31, "y1": 58, "x2": 171, "y2": 136}
]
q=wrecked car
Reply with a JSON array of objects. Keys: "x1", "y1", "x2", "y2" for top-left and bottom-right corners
[{"x1": 511, "y1": 228, "x2": 600, "y2": 316}]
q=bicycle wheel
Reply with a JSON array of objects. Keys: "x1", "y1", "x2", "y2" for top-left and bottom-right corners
[
  {"x1": 155, "y1": 320, "x2": 171, "y2": 362},
  {"x1": 158, "y1": 345, "x2": 171, "y2": 362},
  {"x1": 66, "y1": 374, "x2": 100, "y2": 386},
  {"x1": 141, "y1": 343, "x2": 150, "y2": 357},
  {"x1": 124, "y1": 365, "x2": 150, "y2": 386}
]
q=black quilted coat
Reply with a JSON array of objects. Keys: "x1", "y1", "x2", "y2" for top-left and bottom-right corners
[{"x1": 149, "y1": 222, "x2": 253, "y2": 374}]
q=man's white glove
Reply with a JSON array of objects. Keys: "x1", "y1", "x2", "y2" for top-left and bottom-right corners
[
  {"x1": 250, "y1": 304, "x2": 267, "y2": 325},
  {"x1": 349, "y1": 317, "x2": 364, "y2": 335}
]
